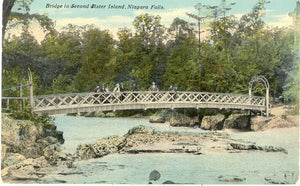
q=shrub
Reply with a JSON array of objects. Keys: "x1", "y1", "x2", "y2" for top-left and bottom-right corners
[{"x1": 9, "y1": 107, "x2": 53, "y2": 129}]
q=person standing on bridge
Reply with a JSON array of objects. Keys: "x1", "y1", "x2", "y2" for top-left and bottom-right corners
[
  {"x1": 130, "y1": 83, "x2": 138, "y2": 91},
  {"x1": 102, "y1": 85, "x2": 111, "y2": 103},
  {"x1": 120, "y1": 83, "x2": 126, "y2": 91},
  {"x1": 93, "y1": 85, "x2": 102, "y2": 104},
  {"x1": 129, "y1": 83, "x2": 138, "y2": 102},
  {"x1": 113, "y1": 83, "x2": 122, "y2": 103},
  {"x1": 93, "y1": 85, "x2": 100, "y2": 93},
  {"x1": 104, "y1": 85, "x2": 110, "y2": 93},
  {"x1": 149, "y1": 82, "x2": 159, "y2": 91},
  {"x1": 168, "y1": 85, "x2": 177, "y2": 101},
  {"x1": 100, "y1": 85, "x2": 105, "y2": 92},
  {"x1": 113, "y1": 83, "x2": 120, "y2": 92},
  {"x1": 120, "y1": 83, "x2": 127, "y2": 101},
  {"x1": 149, "y1": 82, "x2": 159, "y2": 102}
]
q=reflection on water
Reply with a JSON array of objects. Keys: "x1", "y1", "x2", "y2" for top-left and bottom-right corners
[{"x1": 52, "y1": 116, "x2": 299, "y2": 184}]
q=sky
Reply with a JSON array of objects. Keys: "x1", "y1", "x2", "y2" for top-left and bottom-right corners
[{"x1": 7, "y1": 0, "x2": 299, "y2": 41}]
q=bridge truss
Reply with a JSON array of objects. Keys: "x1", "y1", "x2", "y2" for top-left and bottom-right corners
[{"x1": 33, "y1": 91, "x2": 266, "y2": 115}]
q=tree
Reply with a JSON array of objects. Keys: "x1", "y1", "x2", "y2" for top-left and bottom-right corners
[
  {"x1": 2, "y1": 0, "x2": 16, "y2": 39},
  {"x1": 41, "y1": 24, "x2": 83, "y2": 76},
  {"x1": 115, "y1": 28, "x2": 135, "y2": 83},
  {"x1": 2, "y1": 0, "x2": 54, "y2": 40},
  {"x1": 163, "y1": 18, "x2": 197, "y2": 90},
  {"x1": 283, "y1": 59, "x2": 299, "y2": 110},
  {"x1": 168, "y1": 17, "x2": 193, "y2": 43},
  {"x1": 163, "y1": 37, "x2": 197, "y2": 90},
  {"x1": 130, "y1": 14, "x2": 166, "y2": 89},
  {"x1": 2, "y1": 31, "x2": 68, "y2": 94},
  {"x1": 73, "y1": 26, "x2": 116, "y2": 91}
]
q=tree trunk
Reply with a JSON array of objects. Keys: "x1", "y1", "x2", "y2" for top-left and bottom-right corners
[{"x1": 2, "y1": 0, "x2": 16, "y2": 40}]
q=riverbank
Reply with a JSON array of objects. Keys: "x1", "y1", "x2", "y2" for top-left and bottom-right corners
[
  {"x1": 60, "y1": 124, "x2": 298, "y2": 184},
  {"x1": 75, "y1": 125, "x2": 289, "y2": 158},
  {"x1": 1, "y1": 105, "x2": 299, "y2": 184},
  {"x1": 1, "y1": 114, "x2": 74, "y2": 183}
]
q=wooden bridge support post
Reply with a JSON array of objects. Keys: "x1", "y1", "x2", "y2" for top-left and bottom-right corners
[
  {"x1": 19, "y1": 83, "x2": 22, "y2": 111},
  {"x1": 28, "y1": 69, "x2": 34, "y2": 108},
  {"x1": 266, "y1": 88, "x2": 269, "y2": 117},
  {"x1": 6, "y1": 99, "x2": 9, "y2": 111}
]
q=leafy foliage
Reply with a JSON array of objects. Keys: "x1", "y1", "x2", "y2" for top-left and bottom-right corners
[{"x1": 9, "y1": 107, "x2": 53, "y2": 129}]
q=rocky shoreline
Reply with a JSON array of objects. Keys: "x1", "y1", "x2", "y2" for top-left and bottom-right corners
[
  {"x1": 75, "y1": 125, "x2": 288, "y2": 161},
  {"x1": 1, "y1": 105, "x2": 298, "y2": 184},
  {"x1": 149, "y1": 106, "x2": 299, "y2": 131},
  {"x1": 1, "y1": 114, "x2": 74, "y2": 183}
]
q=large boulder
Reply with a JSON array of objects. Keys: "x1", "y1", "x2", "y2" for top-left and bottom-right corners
[
  {"x1": 149, "y1": 111, "x2": 172, "y2": 123},
  {"x1": 43, "y1": 128, "x2": 65, "y2": 144},
  {"x1": 1, "y1": 156, "x2": 49, "y2": 181},
  {"x1": 169, "y1": 114, "x2": 199, "y2": 127},
  {"x1": 250, "y1": 116, "x2": 269, "y2": 131},
  {"x1": 1, "y1": 115, "x2": 44, "y2": 158},
  {"x1": 2, "y1": 153, "x2": 26, "y2": 169},
  {"x1": 105, "y1": 112, "x2": 116, "y2": 117},
  {"x1": 92, "y1": 136, "x2": 126, "y2": 157},
  {"x1": 149, "y1": 115, "x2": 167, "y2": 123},
  {"x1": 76, "y1": 136, "x2": 126, "y2": 160},
  {"x1": 250, "y1": 115, "x2": 298, "y2": 131},
  {"x1": 43, "y1": 144, "x2": 73, "y2": 166},
  {"x1": 94, "y1": 112, "x2": 106, "y2": 117},
  {"x1": 223, "y1": 114, "x2": 250, "y2": 129},
  {"x1": 76, "y1": 144, "x2": 97, "y2": 160},
  {"x1": 200, "y1": 114, "x2": 225, "y2": 130}
]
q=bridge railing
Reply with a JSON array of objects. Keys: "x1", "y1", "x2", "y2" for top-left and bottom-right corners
[{"x1": 33, "y1": 91, "x2": 265, "y2": 109}]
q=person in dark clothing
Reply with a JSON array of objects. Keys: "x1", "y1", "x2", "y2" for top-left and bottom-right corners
[
  {"x1": 149, "y1": 82, "x2": 159, "y2": 102},
  {"x1": 168, "y1": 85, "x2": 176, "y2": 101},
  {"x1": 130, "y1": 83, "x2": 139, "y2": 102},
  {"x1": 149, "y1": 82, "x2": 159, "y2": 91}
]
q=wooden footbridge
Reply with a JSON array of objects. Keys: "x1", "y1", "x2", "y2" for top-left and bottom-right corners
[{"x1": 2, "y1": 72, "x2": 270, "y2": 116}]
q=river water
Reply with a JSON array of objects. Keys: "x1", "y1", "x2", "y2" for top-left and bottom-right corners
[{"x1": 47, "y1": 116, "x2": 299, "y2": 184}]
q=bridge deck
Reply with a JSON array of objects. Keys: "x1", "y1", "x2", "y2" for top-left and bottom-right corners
[{"x1": 32, "y1": 91, "x2": 266, "y2": 115}]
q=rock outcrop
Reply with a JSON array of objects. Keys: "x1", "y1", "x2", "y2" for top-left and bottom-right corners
[
  {"x1": 2, "y1": 153, "x2": 26, "y2": 169},
  {"x1": 223, "y1": 114, "x2": 250, "y2": 130},
  {"x1": 250, "y1": 115, "x2": 298, "y2": 131},
  {"x1": 76, "y1": 136, "x2": 126, "y2": 160},
  {"x1": 75, "y1": 125, "x2": 288, "y2": 160},
  {"x1": 43, "y1": 144, "x2": 74, "y2": 167},
  {"x1": 218, "y1": 175, "x2": 246, "y2": 183},
  {"x1": 1, "y1": 156, "x2": 49, "y2": 182},
  {"x1": 200, "y1": 114, "x2": 225, "y2": 130},
  {"x1": 149, "y1": 111, "x2": 172, "y2": 123},
  {"x1": 84, "y1": 111, "x2": 116, "y2": 118},
  {"x1": 1, "y1": 115, "x2": 44, "y2": 158},
  {"x1": 169, "y1": 114, "x2": 199, "y2": 127},
  {"x1": 229, "y1": 142, "x2": 288, "y2": 154},
  {"x1": 1, "y1": 114, "x2": 72, "y2": 183},
  {"x1": 264, "y1": 171, "x2": 298, "y2": 184}
]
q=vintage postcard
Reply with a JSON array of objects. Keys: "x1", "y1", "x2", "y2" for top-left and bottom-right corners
[{"x1": 1, "y1": 0, "x2": 299, "y2": 184}]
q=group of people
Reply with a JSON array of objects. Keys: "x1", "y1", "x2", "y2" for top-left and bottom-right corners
[
  {"x1": 93, "y1": 85, "x2": 110, "y2": 93},
  {"x1": 93, "y1": 83, "x2": 131, "y2": 93},
  {"x1": 92, "y1": 82, "x2": 179, "y2": 103},
  {"x1": 148, "y1": 82, "x2": 178, "y2": 92},
  {"x1": 93, "y1": 82, "x2": 178, "y2": 93}
]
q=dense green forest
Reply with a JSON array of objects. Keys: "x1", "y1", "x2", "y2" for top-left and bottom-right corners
[{"x1": 2, "y1": 0, "x2": 299, "y2": 110}]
